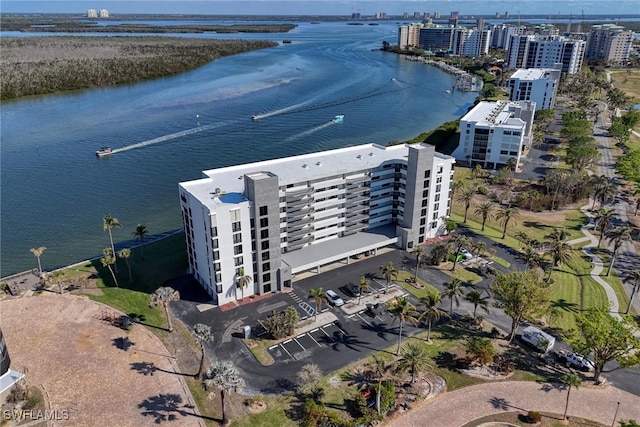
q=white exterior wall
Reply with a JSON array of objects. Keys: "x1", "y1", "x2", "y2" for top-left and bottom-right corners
[{"x1": 508, "y1": 68, "x2": 560, "y2": 111}]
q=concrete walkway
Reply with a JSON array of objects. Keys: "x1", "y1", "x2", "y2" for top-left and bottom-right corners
[{"x1": 384, "y1": 381, "x2": 640, "y2": 427}]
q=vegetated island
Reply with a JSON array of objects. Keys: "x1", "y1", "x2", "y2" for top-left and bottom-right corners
[{"x1": 0, "y1": 36, "x2": 278, "y2": 100}]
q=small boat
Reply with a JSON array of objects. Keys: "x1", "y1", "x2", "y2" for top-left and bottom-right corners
[
  {"x1": 445, "y1": 90, "x2": 451, "y2": 94},
  {"x1": 282, "y1": 39, "x2": 292, "y2": 44},
  {"x1": 96, "y1": 147, "x2": 112, "y2": 157},
  {"x1": 251, "y1": 115, "x2": 259, "y2": 120},
  {"x1": 333, "y1": 115, "x2": 344, "y2": 123}
]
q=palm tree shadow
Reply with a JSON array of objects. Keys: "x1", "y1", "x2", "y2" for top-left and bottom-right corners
[
  {"x1": 488, "y1": 396, "x2": 526, "y2": 411},
  {"x1": 112, "y1": 336, "x2": 135, "y2": 351},
  {"x1": 138, "y1": 393, "x2": 219, "y2": 424},
  {"x1": 551, "y1": 298, "x2": 579, "y2": 313},
  {"x1": 361, "y1": 321, "x2": 392, "y2": 341},
  {"x1": 130, "y1": 361, "x2": 192, "y2": 377}
]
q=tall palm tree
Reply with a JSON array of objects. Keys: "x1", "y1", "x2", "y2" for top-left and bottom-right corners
[
  {"x1": 598, "y1": 181, "x2": 617, "y2": 208},
  {"x1": 474, "y1": 201, "x2": 494, "y2": 231},
  {"x1": 103, "y1": 214, "x2": 121, "y2": 272},
  {"x1": 203, "y1": 360, "x2": 245, "y2": 426},
  {"x1": 544, "y1": 229, "x2": 573, "y2": 280},
  {"x1": 443, "y1": 278, "x2": 464, "y2": 315},
  {"x1": 471, "y1": 240, "x2": 486, "y2": 258},
  {"x1": 590, "y1": 174, "x2": 609, "y2": 210},
  {"x1": 624, "y1": 269, "x2": 640, "y2": 314},
  {"x1": 358, "y1": 276, "x2": 370, "y2": 305},
  {"x1": 379, "y1": 262, "x2": 398, "y2": 293},
  {"x1": 495, "y1": 206, "x2": 519, "y2": 239},
  {"x1": 118, "y1": 248, "x2": 132, "y2": 283},
  {"x1": 606, "y1": 226, "x2": 632, "y2": 277},
  {"x1": 100, "y1": 247, "x2": 119, "y2": 288},
  {"x1": 526, "y1": 190, "x2": 540, "y2": 212},
  {"x1": 30, "y1": 246, "x2": 46, "y2": 276},
  {"x1": 560, "y1": 372, "x2": 582, "y2": 422},
  {"x1": 418, "y1": 291, "x2": 449, "y2": 342},
  {"x1": 450, "y1": 180, "x2": 465, "y2": 201},
  {"x1": 387, "y1": 296, "x2": 419, "y2": 355},
  {"x1": 236, "y1": 268, "x2": 252, "y2": 301},
  {"x1": 396, "y1": 342, "x2": 431, "y2": 384},
  {"x1": 413, "y1": 246, "x2": 425, "y2": 282},
  {"x1": 514, "y1": 231, "x2": 530, "y2": 248},
  {"x1": 457, "y1": 186, "x2": 476, "y2": 224},
  {"x1": 521, "y1": 247, "x2": 543, "y2": 270},
  {"x1": 308, "y1": 288, "x2": 327, "y2": 322},
  {"x1": 464, "y1": 289, "x2": 490, "y2": 319},
  {"x1": 192, "y1": 323, "x2": 213, "y2": 379},
  {"x1": 149, "y1": 286, "x2": 180, "y2": 332},
  {"x1": 367, "y1": 356, "x2": 395, "y2": 415},
  {"x1": 132, "y1": 224, "x2": 149, "y2": 259},
  {"x1": 595, "y1": 208, "x2": 616, "y2": 248},
  {"x1": 449, "y1": 234, "x2": 470, "y2": 271}
]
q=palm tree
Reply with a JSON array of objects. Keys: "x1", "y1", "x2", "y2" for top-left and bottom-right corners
[
  {"x1": 367, "y1": 356, "x2": 395, "y2": 415},
  {"x1": 413, "y1": 246, "x2": 425, "y2": 282},
  {"x1": 379, "y1": 262, "x2": 398, "y2": 293},
  {"x1": 358, "y1": 276, "x2": 370, "y2": 305},
  {"x1": 308, "y1": 288, "x2": 327, "y2": 322},
  {"x1": 606, "y1": 226, "x2": 632, "y2": 277},
  {"x1": 443, "y1": 278, "x2": 464, "y2": 315},
  {"x1": 149, "y1": 286, "x2": 180, "y2": 332},
  {"x1": 103, "y1": 214, "x2": 121, "y2": 272},
  {"x1": 598, "y1": 181, "x2": 617, "y2": 208},
  {"x1": 203, "y1": 360, "x2": 245, "y2": 426},
  {"x1": 624, "y1": 269, "x2": 640, "y2": 314},
  {"x1": 396, "y1": 342, "x2": 431, "y2": 384},
  {"x1": 30, "y1": 246, "x2": 46, "y2": 276},
  {"x1": 450, "y1": 180, "x2": 465, "y2": 201},
  {"x1": 464, "y1": 289, "x2": 490, "y2": 319},
  {"x1": 495, "y1": 206, "x2": 518, "y2": 239},
  {"x1": 560, "y1": 372, "x2": 582, "y2": 422},
  {"x1": 521, "y1": 247, "x2": 543, "y2": 270},
  {"x1": 595, "y1": 208, "x2": 616, "y2": 248},
  {"x1": 545, "y1": 229, "x2": 573, "y2": 280},
  {"x1": 457, "y1": 186, "x2": 476, "y2": 223},
  {"x1": 449, "y1": 234, "x2": 470, "y2": 271},
  {"x1": 526, "y1": 190, "x2": 540, "y2": 212},
  {"x1": 514, "y1": 231, "x2": 530, "y2": 248},
  {"x1": 471, "y1": 240, "x2": 486, "y2": 258},
  {"x1": 387, "y1": 296, "x2": 419, "y2": 355},
  {"x1": 132, "y1": 224, "x2": 149, "y2": 259},
  {"x1": 418, "y1": 291, "x2": 449, "y2": 342},
  {"x1": 590, "y1": 175, "x2": 609, "y2": 210},
  {"x1": 474, "y1": 201, "x2": 494, "y2": 231},
  {"x1": 236, "y1": 268, "x2": 252, "y2": 301},
  {"x1": 118, "y1": 248, "x2": 132, "y2": 283},
  {"x1": 192, "y1": 323, "x2": 213, "y2": 379},
  {"x1": 100, "y1": 248, "x2": 119, "y2": 288}
]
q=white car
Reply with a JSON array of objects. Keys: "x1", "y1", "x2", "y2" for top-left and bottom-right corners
[
  {"x1": 460, "y1": 249, "x2": 474, "y2": 259},
  {"x1": 326, "y1": 290, "x2": 344, "y2": 307}
]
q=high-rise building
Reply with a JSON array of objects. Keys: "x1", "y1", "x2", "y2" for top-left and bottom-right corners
[
  {"x1": 586, "y1": 24, "x2": 634, "y2": 65},
  {"x1": 452, "y1": 101, "x2": 536, "y2": 170},
  {"x1": 507, "y1": 67, "x2": 562, "y2": 110},
  {"x1": 99, "y1": 9, "x2": 109, "y2": 18},
  {"x1": 489, "y1": 24, "x2": 526, "y2": 49},
  {"x1": 398, "y1": 23, "x2": 424, "y2": 50},
  {"x1": 87, "y1": 9, "x2": 97, "y2": 17},
  {"x1": 448, "y1": 11, "x2": 459, "y2": 27},
  {"x1": 178, "y1": 143, "x2": 455, "y2": 305},
  {"x1": 506, "y1": 35, "x2": 586, "y2": 74}
]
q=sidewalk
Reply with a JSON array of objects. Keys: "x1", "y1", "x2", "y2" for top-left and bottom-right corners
[{"x1": 384, "y1": 381, "x2": 640, "y2": 427}]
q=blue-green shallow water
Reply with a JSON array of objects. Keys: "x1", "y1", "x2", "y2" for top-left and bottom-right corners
[{"x1": 0, "y1": 22, "x2": 476, "y2": 276}]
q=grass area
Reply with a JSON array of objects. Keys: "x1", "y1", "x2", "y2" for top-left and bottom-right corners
[
  {"x1": 230, "y1": 396, "x2": 296, "y2": 427},
  {"x1": 242, "y1": 338, "x2": 275, "y2": 366},
  {"x1": 394, "y1": 270, "x2": 439, "y2": 298},
  {"x1": 609, "y1": 70, "x2": 640, "y2": 104},
  {"x1": 440, "y1": 262, "x2": 484, "y2": 284}
]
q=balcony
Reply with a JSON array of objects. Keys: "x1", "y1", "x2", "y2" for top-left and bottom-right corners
[
  {"x1": 345, "y1": 222, "x2": 367, "y2": 232},
  {"x1": 287, "y1": 224, "x2": 314, "y2": 238},
  {"x1": 345, "y1": 195, "x2": 370, "y2": 205},
  {"x1": 287, "y1": 214, "x2": 314, "y2": 226},
  {"x1": 287, "y1": 196, "x2": 313, "y2": 207},
  {"x1": 287, "y1": 234, "x2": 314, "y2": 247},
  {"x1": 287, "y1": 206, "x2": 313, "y2": 217},
  {"x1": 346, "y1": 175, "x2": 369, "y2": 185},
  {"x1": 286, "y1": 186, "x2": 314, "y2": 197}
]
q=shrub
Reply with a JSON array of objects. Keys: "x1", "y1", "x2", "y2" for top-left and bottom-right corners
[
  {"x1": 489, "y1": 327, "x2": 501, "y2": 339},
  {"x1": 527, "y1": 411, "x2": 542, "y2": 423}
]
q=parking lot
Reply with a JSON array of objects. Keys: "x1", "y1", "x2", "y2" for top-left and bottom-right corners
[{"x1": 269, "y1": 321, "x2": 348, "y2": 361}]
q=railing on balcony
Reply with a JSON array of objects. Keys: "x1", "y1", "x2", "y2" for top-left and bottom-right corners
[{"x1": 286, "y1": 186, "x2": 314, "y2": 197}]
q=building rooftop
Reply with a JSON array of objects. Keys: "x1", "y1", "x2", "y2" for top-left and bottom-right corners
[
  {"x1": 461, "y1": 101, "x2": 531, "y2": 127},
  {"x1": 510, "y1": 68, "x2": 551, "y2": 80}
]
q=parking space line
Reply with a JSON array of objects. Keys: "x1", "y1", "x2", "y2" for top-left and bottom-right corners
[
  {"x1": 279, "y1": 343, "x2": 294, "y2": 360},
  {"x1": 308, "y1": 333, "x2": 323, "y2": 347},
  {"x1": 356, "y1": 312, "x2": 372, "y2": 326},
  {"x1": 268, "y1": 344, "x2": 279, "y2": 350},
  {"x1": 293, "y1": 337, "x2": 306, "y2": 351},
  {"x1": 334, "y1": 323, "x2": 348, "y2": 336},
  {"x1": 319, "y1": 326, "x2": 335, "y2": 342}
]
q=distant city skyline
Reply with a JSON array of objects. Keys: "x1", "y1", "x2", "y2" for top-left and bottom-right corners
[{"x1": 1, "y1": 1, "x2": 638, "y2": 17}]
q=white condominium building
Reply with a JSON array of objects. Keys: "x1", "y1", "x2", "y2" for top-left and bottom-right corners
[
  {"x1": 179, "y1": 143, "x2": 455, "y2": 305},
  {"x1": 586, "y1": 24, "x2": 634, "y2": 66},
  {"x1": 507, "y1": 67, "x2": 561, "y2": 111},
  {"x1": 452, "y1": 101, "x2": 536, "y2": 170},
  {"x1": 398, "y1": 23, "x2": 424, "y2": 50},
  {"x1": 507, "y1": 35, "x2": 586, "y2": 74}
]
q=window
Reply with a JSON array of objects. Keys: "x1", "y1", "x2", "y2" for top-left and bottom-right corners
[
  {"x1": 421, "y1": 208, "x2": 427, "y2": 216},
  {"x1": 262, "y1": 252, "x2": 270, "y2": 261},
  {"x1": 234, "y1": 256, "x2": 244, "y2": 266},
  {"x1": 261, "y1": 241, "x2": 270, "y2": 250},
  {"x1": 213, "y1": 251, "x2": 220, "y2": 260},
  {"x1": 435, "y1": 184, "x2": 441, "y2": 193},
  {"x1": 422, "y1": 190, "x2": 429, "y2": 198},
  {"x1": 260, "y1": 229, "x2": 269, "y2": 239},
  {"x1": 420, "y1": 218, "x2": 426, "y2": 226},
  {"x1": 421, "y1": 200, "x2": 428, "y2": 207},
  {"x1": 436, "y1": 176, "x2": 442, "y2": 183},
  {"x1": 263, "y1": 283, "x2": 272, "y2": 293},
  {"x1": 433, "y1": 212, "x2": 438, "y2": 220},
  {"x1": 234, "y1": 245, "x2": 242, "y2": 255},
  {"x1": 260, "y1": 218, "x2": 269, "y2": 228},
  {"x1": 263, "y1": 272, "x2": 271, "y2": 282},
  {"x1": 232, "y1": 221, "x2": 241, "y2": 232},
  {"x1": 259, "y1": 206, "x2": 268, "y2": 216},
  {"x1": 431, "y1": 221, "x2": 438, "y2": 229},
  {"x1": 211, "y1": 226, "x2": 218, "y2": 237},
  {"x1": 419, "y1": 227, "x2": 425, "y2": 235},
  {"x1": 423, "y1": 180, "x2": 430, "y2": 188},
  {"x1": 233, "y1": 233, "x2": 242, "y2": 244},
  {"x1": 500, "y1": 150, "x2": 509, "y2": 155},
  {"x1": 215, "y1": 273, "x2": 222, "y2": 283},
  {"x1": 262, "y1": 262, "x2": 270, "y2": 271},
  {"x1": 435, "y1": 194, "x2": 440, "y2": 202},
  {"x1": 212, "y1": 239, "x2": 219, "y2": 249},
  {"x1": 434, "y1": 203, "x2": 439, "y2": 211},
  {"x1": 216, "y1": 283, "x2": 222, "y2": 294},
  {"x1": 437, "y1": 166, "x2": 443, "y2": 174},
  {"x1": 424, "y1": 170, "x2": 431, "y2": 178}
]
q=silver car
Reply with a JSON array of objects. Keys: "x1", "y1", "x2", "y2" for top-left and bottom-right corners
[{"x1": 326, "y1": 289, "x2": 344, "y2": 306}]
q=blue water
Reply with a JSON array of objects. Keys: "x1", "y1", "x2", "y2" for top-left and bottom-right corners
[{"x1": 0, "y1": 22, "x2": 477, "y2": 276}]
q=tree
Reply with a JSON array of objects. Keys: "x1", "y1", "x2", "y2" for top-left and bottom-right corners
[
  {"x1": 544, "y1": 229, "x2": 573, "y2": 280},
  {"x1": 192, "y1": 323, "x2": 213, "y2": 379},
  {"x1": 457, "y1": 186, "x2": 476, "y2": 223},
  {"x1": 203, "y1": 360, "x2": 245, "y2": 425},
  {"x1": 543, "y1": 170, "x2": 568, "y2": 211},
  {"x1": 396, "y1": 342, "x2": 431, "y2": 384},
  {"x1": 465, "y1": 337, "x2": 495, "y2": 369},
  {"x1": 379, "y1": 262, "x2": 398, "y2": 293},
  {"x1": 624, "y1": 269, "x2": 640, "y2": 314},
  {"x1": 413, "y1": 246, "x2": 425, "y2": 282},
  {"x1": 464, "y1": 289, "x2": 490, "y2": 319},
  {"x1": 236, "y1": 268, "x2": 252, "y2": 301},
  {"x1": 358, "y1": 276, "x2": 370, "y2": 305},
  {"x1": 590, "y1": 174, "x2": 609, "y2": 210},
  {"x1": 149, "y1": 286, "x2": 180, "y2": 332},
  {"x1": 514, "y1": 231, "x2": 530, "y2": 248},
  {"x1": 132, "y1": 224, "x2": 149, "y2": 259},
  {"x1": 598, "y1": 181, "x2": 617, "y2": 208},
  {"x1": 367, "y1": 356, "x2": 395, "y2": 414},
  {"x1": 30, "y1": 246, "x2": 46, "y2": 276},
  {"x1": 387, "y1": 296, "x2": 419, "y2": 355},
  {"x1": 449, "y1": 233, "x2": 470, "y2": 271},
  {"x1": 443, "y1": 278, "x2": 464, "y2": 315},
  {"x1": 495, "y1": 206, "x2": 518, "y2": 239},
  {"x1": 297, "y1": 363, "x2": 324, "y2": 401},
  {"x1": 103, "y1": 214, "x2": 122, "y2": 273},
  {"x1": 100, "y1": 247, "x2": 119, "y2": 288},
  {"x1": 118, "y1": 248, "x2": 132, "y2": 284},
  {"x1": 474, "y1": 201, "x2": 494, "y2": 231},
  {"x1": 595, "y1": 208, "x2": 616, "y2": 248},
  {"x1": 491, "y1": 270, "x2": 550, "y2": 342},
  {"x1": 470, "y1": 240, "x2": 486, "y2": 258},
  {"x1": 570, "y1": 306, "x2": 640, "y2": 383},
  {"x1": 560, "y1": 372, "x2": 582, "y2": 421},
  {"x1": 418, "y1": 291, "x2": 449, "y2": 342},
  {"x1": 607, "y1": 87, "x2": 630, "y2": 111},
  {"x1": 308, "y1": 288, "x2": 327, "y2": 322},
  {"x1": 606, "y1": 226, "x2": 632, "y2": 277}
]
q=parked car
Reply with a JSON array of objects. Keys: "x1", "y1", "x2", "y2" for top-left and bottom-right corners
[
  {"x1": 460, "y1": 249, "x2": 473, "y2": 259},
  {"x1": 326, "y1": 290, "x2": 344, "y2": 307},
  {"x1": 344, "y1": 283, "x2": 360, "y2": 298},
  {"x1": 556, "y1": 350, "x2": 595, "y2": 372}
]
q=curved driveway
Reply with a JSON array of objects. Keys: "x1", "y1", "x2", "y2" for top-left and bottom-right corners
[{"x1": 384, "y1": 381, "x2": 640, "y2": 427}]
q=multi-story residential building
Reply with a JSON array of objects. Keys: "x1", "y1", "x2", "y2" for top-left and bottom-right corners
[
  {"x1": 403, "y1": 23, "x2": 489, "y2": 57},
  {"x1": 87, "y1": 9, "x2": 98, "y2": 18},
  {"x1": 418, "y1": 24, "x2": 456, "y2": 52},
  {"x1": 452, "y1": 101, "x2": 536, "y2": 170},
  {"x1": 489, "y1": 24, "x2": 525, "y2": 49},
  {"x1": 586, "y1": 24, "x2": 634, "y2": 65},
  {"x1": 454, "y1": 28, "x2": 491, "y2": 57},
  {"x1": 506, "y1": 35, "x2": 586, "y2": 74},
  {"x1": 398, "y1": 23, "x2": 424, "y2": 50},
  {"x1": 178, "y1": 143, "x2": 455, "y2": 305},
  {"x1": 99, "y1": 9, "x2": 109, "y2": 18},
  {"x1": 506, "y1": 67, "x2": 561, "y2": 110}
]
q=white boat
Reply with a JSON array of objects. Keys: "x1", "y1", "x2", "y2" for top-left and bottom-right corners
[
  {"x1": 333, "y1": 115, "x2": 344, "y2": 123},
  {"x1": 96, "y1": 147, "x2": 112, "y2": 157}
]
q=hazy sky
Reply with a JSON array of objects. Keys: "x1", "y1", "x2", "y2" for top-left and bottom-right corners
[{"x1": 1, "y1": 1, "x2": 638, "y2": 16}]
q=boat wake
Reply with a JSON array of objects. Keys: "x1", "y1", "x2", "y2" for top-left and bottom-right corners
[
  {"x1": 110, "y1": 121, "x2": 235, "y2": 154},
  {"x1": 252, "y1": 99, "x2": 316, "y2": 121},
  {"x1": 285, "y1": 120, "x2": 337, "y2": 142}
]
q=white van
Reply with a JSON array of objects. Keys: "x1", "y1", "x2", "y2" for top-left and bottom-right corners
[{"x1": 521, "y1": 325, "x2": 556, "y2": 353}]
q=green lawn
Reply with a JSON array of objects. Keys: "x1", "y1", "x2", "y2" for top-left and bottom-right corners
[{"x1": 394, "y1": 270, "x2": 439, "y2": 298}]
